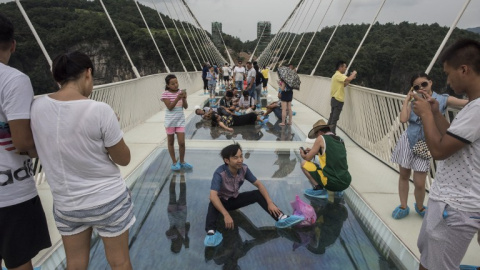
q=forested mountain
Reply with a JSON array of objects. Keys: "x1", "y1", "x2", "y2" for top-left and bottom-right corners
[
  {"x1": 1, "y1": 0, "x2": 479, "y2": 95},
  {"x1": 252, "y1": 22, "x2": 480, "y2": 94}
]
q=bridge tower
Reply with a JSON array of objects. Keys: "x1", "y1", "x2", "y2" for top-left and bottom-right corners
[
  {"x1": 212, "y1": 22, "x2": 222, "y2": 48},
  {"x1": 257, "y1": 21, "x2": 271, "y2": 55}
]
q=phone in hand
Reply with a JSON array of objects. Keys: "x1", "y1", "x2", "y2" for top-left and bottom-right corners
[{"x1": 300, "y1": 147, "x2": 305, "y2": 153}]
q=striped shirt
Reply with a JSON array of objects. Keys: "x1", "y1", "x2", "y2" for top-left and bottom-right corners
[{"x1": 161, "y1": 90, "x2": 185, "y2": 128}]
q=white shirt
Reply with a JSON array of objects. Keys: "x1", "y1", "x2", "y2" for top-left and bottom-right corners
[
  {"x1": 31, "y1": 97, "x2": 126, "y2": 211},
  {"x1": 222, "y1": 66, "x2": 231, "y2": 77},
  {"x1": 234, "y1": 66, "x2": 245, "y2": 81},
  {"x1": 0, "y1": 63, "x2": 37, "y2": 207},
  {"x1": 246, "y1": 68, "x2": 256, "y2": 85},
  {"x1": 429, "y1": 98, "x2": 480, "y2": 212}
]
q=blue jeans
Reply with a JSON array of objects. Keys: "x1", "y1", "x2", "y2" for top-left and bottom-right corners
[{"x1": 235, "y1": 81, "x2": 243, "y2": 91}]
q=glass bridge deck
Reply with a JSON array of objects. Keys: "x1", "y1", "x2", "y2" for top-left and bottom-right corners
[{"x1": 86, "y1": 148, "x2": 397, "y2": 270}]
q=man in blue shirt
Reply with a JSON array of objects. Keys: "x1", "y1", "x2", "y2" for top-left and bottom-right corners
[{"x1": 204, "y1": 143, "x2": 304, "y2": 247}]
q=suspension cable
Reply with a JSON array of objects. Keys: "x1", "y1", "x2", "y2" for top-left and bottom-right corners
[
  {"x1": 150, "y1": 0, "x2": 187, "y2": 72},
  {"x1": 262, "y1": 0, "x2": 305, "y2": 67},
  {"x1": 213, "y1": 23, "x2": 234, "y2": 66},
  {"x1": 346, "y1": 0, "x2": 387, "y2": 73},
  {"x1": 178, "y1": 2, "x2": 209, "y2": 65},
  {"x1": 289, "y1": 0, "x2": 323, "y2": 64},
  {"x1": 171, "y1": 0, "x2": 203, "y2": 69},
  {"x1": 163, "y1": 1, "x2": 197, "y2": 71},
  {"x1": 311, "y1": 0, "x2": 351, "y2": 75},
  {"x1": 425, "y1": 0, "x2": 472, "y2": 74},
  {"x1": 280, "y1": 0, "x2": 316, "y2": 65},
  {"x1": 181, "y1": 0, "x2": 218, "y2": 64},
  {"x1": 99, "y1": 0, "x2": 140, "y2": 78},
  {"x1": 296, "y1": 0, "x2": 333, "y2": 71},
  {"x1": 15, "y1": 0, "x2": 52, "y2": 68},
  {"x1": 271, "y1": 0, "x2": 307, "y2": 71},
  {"x1": 133, "y1": 0, "x2": 170, "y2": 73},
  {"x1": 249, "y1": 23, "x2": 268, "y2": 62}
]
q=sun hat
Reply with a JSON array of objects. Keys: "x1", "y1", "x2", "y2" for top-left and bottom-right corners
[{"x1": 307, "y1": 119, "x2": 333, "y2": 139}]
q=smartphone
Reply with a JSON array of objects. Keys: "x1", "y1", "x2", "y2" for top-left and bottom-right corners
[
  {"x1": 412, "y1": 90, "x2": 425, "y2": 99},
  {"x1": 300, "y1": 147, "x2": 305, "y2": 152}
]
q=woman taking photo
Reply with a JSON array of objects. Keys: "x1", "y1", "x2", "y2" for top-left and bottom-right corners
[
  {"x1": 31, "y1": 51, "x2": 135, "y2": 269},
  {"x1": 390, "y1": 72, "x2": 467, "y2": 220}
]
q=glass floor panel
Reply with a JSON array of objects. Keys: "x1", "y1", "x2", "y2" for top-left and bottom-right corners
[
  {"x1": 185, "y1": 108, "x2": 304, "y2": 141},
  {"x1": 88, "y1": 148, "x2": 397, "y2": 270}
]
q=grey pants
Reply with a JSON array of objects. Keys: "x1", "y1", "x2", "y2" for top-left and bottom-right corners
[{"x1": 327, "y1": 97, "x2": 344, "y2": 134}]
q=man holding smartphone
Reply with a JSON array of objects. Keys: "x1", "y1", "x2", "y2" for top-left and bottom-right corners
[{"x1": 299, "y1": 119, "x2": 351, "y2": 199}]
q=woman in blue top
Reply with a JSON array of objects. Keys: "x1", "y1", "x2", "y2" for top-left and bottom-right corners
[{"x1": 390, "y1": 73, "x2": 467, "y2": 219}]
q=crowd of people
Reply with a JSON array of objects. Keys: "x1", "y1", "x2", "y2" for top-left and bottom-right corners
[{"x1": 1, "y1": 11, "x2": 479, "y2": 270}]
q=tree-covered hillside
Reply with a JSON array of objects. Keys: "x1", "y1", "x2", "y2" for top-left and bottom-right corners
[
  {"x1": 255, "y1": 22, "x2": 480, "y2": 94},
  {"x1": 0, "y1": 0, "x2": 219, "y2": 94},
  {"x1": 1, "y1": 0, "x2": 479, "y2": 95}
]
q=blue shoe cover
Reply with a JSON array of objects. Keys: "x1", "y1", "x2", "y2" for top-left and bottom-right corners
[
  {"x1": 334, "y1": 191, "x2": 344, "y2": 198},
  {"x1": 392, "y1": 205, "x2": 410, "y2": 219},
  {"x1": 275, "y1": 215, "x2": 304, "y2": 229},
  {"x1": 460, "y1": 265, "x2": 480, "y2": 270},
  {"x1": 414, "y1": 203, "x2": 427, "y2": 217},
  {"x1": 181, "y1": 162, "x2": 193, "y2": 170},
  {"x1": 304, "y1": 188, "x2": 328, "y2": 199},
  {"x1": 171, "y1": 162, "x2": 181, "y2": 171},
  {"x1": 204, "y1": 232, "x2": 223, "y2": 247}
]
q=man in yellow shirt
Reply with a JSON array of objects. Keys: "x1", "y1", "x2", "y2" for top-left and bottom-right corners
[
  {"x1": 261, "y1": 66, "x2": 269, "y2": 93},
  {"x1": 327, "y1": 61, "x2": 357, "y2": 134}
]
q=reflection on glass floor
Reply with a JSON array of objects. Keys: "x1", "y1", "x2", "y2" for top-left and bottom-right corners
[
  {"x1": 88, "y1": 149, "x2": 397, "y2": 270},
  {"x1": 185, "y1": 112, "x2": 304, "y2": 141}
]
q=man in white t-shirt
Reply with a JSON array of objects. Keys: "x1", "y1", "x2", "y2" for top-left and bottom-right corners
[
  {"x1": 0, "y1": 13, "x2": 51, "y2": 270},
  {"x1": 413, "y1": 39, "x2": 480, "y2": 270},
  {"x1": 233, "y1": 60, "x2": 246, "y2": 91},
  {"x1": 222, "y1": 63, "x2": 232, "y2": 86},
  {"x1": 245, "y1": 61, "x2": 256, "y2": 100}
]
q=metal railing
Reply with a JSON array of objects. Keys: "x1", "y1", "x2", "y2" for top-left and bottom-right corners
[{"x1": 269, "y1": 72, "x2": 460, "y2": 187}]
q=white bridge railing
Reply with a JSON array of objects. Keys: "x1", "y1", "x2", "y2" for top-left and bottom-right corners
[
  {"x1": 33, "y1": 71, "x2": 203, "y2": 185},
  {"x1": 270, "y1": 72, "x2": 460, "y2": 188}
]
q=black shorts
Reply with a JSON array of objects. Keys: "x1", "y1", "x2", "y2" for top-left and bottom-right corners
[
  {"x1": 223, "y1": 76, "x2": 229, "y2": 81},
  {"x1": 0, "y1": 196, "x2": 51, "y2": 268},
  {"x1": 262, "y1": 78, "x2": 268, "y2": 87},
  {"x1": 280, "y1": 90, "x2": 293, "y2": 102}
]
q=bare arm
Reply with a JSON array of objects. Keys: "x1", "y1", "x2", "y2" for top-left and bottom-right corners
[
  {"x1": 399, "y1": 90, "x2": 413, "y2": 123},
  {"x1": 106, "y1": 138, "x2": 131, "y2": 166},
  {"x1": 9, "y1": 119, "x2": 36, "y2": 156},
  {"x1": 162, "y1": 93, "x2": 183, "y2": 111},
  {"x1": 253, "y1": 180, "x2": 282, "y2": 217},
  {"x1": 344, "y1": 70, "x2": 357, "y2": 86},
  {"x1": 447, "y1": 96, "x2": 468, "y2": 108},
  {"x1": 209, "y1": 190, "x2": 234, "y2": 229},
  {"x1": 218, "y1": 121, "x2": 233, "y2": 132},
  {"x1": 413, "y1": 95, "x2": 466, "y2": 160},
  {"x1": 301, "y1": 136, "x2": 324, "y2": 161}
]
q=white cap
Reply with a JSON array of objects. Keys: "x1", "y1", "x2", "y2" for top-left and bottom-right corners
[{"x1": 194, "y1": 105, "x2": 201, "y2": 110}]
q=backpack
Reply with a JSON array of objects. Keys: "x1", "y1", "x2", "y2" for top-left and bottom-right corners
[{"x1": 290, "y1": 195, "x2": 316, "y2": 227}]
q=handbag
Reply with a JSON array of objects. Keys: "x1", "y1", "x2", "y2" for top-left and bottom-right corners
[{"x1": 412, "y1": 140, "x2": 431, "y2": 160}]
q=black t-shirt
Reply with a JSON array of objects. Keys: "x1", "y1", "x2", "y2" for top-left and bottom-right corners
[
  {"x1": 220, "y1": 97, "x2": 233, "y2": 108},
  {"x1": 255, "y1": 71, "x2": 264, "y2": 86}
]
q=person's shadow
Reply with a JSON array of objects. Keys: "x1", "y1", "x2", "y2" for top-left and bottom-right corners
[
  {"x1": 277, "y1": 197, "x2": 348, "y2": 254},
  {"x1": 204, "y1": 210, "x2": 279, "y2": 270},
  {"x1": 165, "y1": 172, "x2": 190, "y2": 254}
]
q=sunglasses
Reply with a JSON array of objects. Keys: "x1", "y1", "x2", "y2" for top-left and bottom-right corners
[{"x1": 412, "y1": 81, "x2": 428, "y2": 91}]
